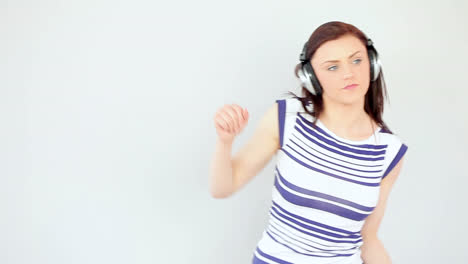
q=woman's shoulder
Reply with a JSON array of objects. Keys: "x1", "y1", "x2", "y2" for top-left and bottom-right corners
[
  {"x1": 275, "y1": 96, "x2": 313, "y2": 115},
  {"x1": 378, "y1": 127, "x2": 409, "y2": 151},
  {"x1": 379, "y1": 129, "x2": 409, "y2": 179}
]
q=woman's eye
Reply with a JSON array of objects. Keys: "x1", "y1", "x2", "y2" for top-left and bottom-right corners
[{"x1": 327, "y1": 59, "x2": 362, "y2": 71}]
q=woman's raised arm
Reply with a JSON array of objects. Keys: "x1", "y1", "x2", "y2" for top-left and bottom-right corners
[{"x1": 210, "y1": 102, "x2": 279, "y2": 198}]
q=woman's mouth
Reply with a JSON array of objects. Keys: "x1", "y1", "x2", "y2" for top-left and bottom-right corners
[{"x1": 343, "y1": 84, "x2": 358, "y2": 90}]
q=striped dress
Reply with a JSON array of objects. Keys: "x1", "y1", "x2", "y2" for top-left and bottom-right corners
[{"x1": 252, "y1": 97, "x2": 408, "y2": 264}]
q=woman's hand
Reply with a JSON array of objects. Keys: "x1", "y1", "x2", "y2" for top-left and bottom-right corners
[{"x1": 213, "y1": 104, "x2": 249, "y2": 144}]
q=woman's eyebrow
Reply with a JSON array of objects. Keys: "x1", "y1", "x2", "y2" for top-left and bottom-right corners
[{"x1": 321, "y1": 51, "x2": 361, "y2": 65}]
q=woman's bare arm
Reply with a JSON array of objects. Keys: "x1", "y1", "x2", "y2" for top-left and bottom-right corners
[{"x1": 210, "y1": 102, "x2": 280, "y2": 198}]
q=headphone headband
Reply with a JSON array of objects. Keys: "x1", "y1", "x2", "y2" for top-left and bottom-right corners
[{"x1": 301, "y1": 37, "x2": 376, "y2": 61}]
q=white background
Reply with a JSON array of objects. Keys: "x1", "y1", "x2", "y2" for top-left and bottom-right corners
[{"x1": 2, "y1": 0, "x2": 467, "y2": 263}]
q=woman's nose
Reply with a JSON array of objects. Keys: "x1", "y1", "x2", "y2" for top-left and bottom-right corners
[{"x1": 343, "y1": 65, "x2": 354, "y2": 79}]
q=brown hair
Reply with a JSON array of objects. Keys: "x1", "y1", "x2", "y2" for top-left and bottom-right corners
[{"x1": 286, "y1": 21, "x2": 393, "y2": 134}]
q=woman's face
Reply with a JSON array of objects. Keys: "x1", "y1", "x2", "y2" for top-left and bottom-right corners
[{"x1": 310, "y1": 34, "x2": 371, "y2": 106}]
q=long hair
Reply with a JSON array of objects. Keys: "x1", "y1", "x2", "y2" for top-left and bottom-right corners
[{"x1": 287, "y1": 21, "x2": 393, "y2": 134}]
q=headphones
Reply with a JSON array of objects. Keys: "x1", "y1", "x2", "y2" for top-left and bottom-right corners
[{"x1": 297, "y1": 37, "x2": 381, "y2": 96}]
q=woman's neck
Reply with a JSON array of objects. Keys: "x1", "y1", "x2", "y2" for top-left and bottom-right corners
[{"x1": 319, "y1": 98, "x2": 376, "y2": 139}]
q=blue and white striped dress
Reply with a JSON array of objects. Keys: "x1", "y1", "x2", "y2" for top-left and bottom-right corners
[{"x1": 252, "y1": 97, "x2": 408, "y2": 264}]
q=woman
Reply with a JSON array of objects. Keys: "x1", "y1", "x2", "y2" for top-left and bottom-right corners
[{"x1": 210, "y1": 21, "x2": 408, "y2": 264}]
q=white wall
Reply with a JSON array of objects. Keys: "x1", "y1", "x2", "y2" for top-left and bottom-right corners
[{"x1": 1, "y1": 0, "x2": 467, "y2": 263}]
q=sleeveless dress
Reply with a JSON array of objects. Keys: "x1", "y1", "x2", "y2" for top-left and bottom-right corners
[{"x1": 251, "y1": 97, "x2": 409, "y2": 264}]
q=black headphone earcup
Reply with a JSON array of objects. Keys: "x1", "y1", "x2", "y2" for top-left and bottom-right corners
[{"x1": 303, "y1": 62, "x2": 322, "y2": 95}]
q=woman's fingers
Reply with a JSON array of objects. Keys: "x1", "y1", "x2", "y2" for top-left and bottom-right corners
[
  {"x1": 223, "y1": 106, "x2": 240, "y2": 133},
  {"x1": 214, "y1": 117, "x2": 228, "y2": 131},
  {"x1": 214, "y1": 104, "x2": 249, "y2": 135},
  {"x1": 219, "y1": 113, "x2": 233, "y2": 133},
  {"x1": 231, "y1": 104, "x2": 244, "y2": 130}
]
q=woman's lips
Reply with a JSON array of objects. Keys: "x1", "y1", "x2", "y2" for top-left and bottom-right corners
[{"x1": 343, "y1": 84, "x2": 358, "y2": 89}]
